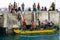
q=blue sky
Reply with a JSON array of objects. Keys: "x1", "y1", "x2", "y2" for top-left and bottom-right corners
[{"x1": 0, "y1": 0, "x2": 60, "y2": 10}]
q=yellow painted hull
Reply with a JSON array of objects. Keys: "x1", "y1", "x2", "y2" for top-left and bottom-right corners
[{"x1": 14, "y1": 29, "x2": 56, "y2": 35}]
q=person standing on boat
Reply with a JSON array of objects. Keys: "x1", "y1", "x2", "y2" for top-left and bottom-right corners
[
  {"x1": 31, "y1": 20, "x2": 35, "y2": 30},
  {"x1": 51, "y1": 21, "x2": 55, "y2": 27},
  {"x1": 21, "y1": 3, "x2": 25, "y2": 11},
  {"x1": 42, "y1": 20, "x2": 48, "y2": 29},
  {"x1": 37, "y1": 3, "x2": 40, "y2": 11},
  {"x1": 36, "y1": 19, "x2": 41, "y2": 29},
  {"x1": 17, "y1": 13, "x2": 21, "y2": 21},
  {"x1": 48, "y1": 21, "x2": 55, "y2": 29},
  {"x1": 33, "y1": 3, "x2": 36, "y2": 12},
  {"x1": 36, "y1": 20, "x2": 39, "y2": 28},
  {"x1": 22, "y1": 19, "x2": 26, "y2": 30}
]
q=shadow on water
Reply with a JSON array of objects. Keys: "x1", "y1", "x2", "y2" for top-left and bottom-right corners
[{"x1": 0, "y1": 30, "x2": 59, "y2": 40}]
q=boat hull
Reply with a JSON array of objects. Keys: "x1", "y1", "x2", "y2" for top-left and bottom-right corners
[{"x1": 13, "y1": 29, "x2": 56, "y2": 35}]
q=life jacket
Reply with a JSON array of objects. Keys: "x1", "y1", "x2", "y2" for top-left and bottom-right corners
[
  {"x1": 32, "y1": 21, "x2": 35, "y2": 27},
  {"x1": 50, "y1": 6, "x2": 53, "y2": 10},
  {"x1": 23, "y1": 21, "x2": 26, "y2": 26}
]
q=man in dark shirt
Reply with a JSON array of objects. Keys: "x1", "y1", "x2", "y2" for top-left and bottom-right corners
[{"x1": 21, "y1": 3, "x2": 25, "y2": 11}]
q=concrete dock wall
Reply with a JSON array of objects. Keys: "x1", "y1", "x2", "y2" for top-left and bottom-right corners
[
  {"x1": 20, "y1": 11, "x2": 60, "y2": 25},
  {"x1": 23, "y1": 11, "x2": 32, "y2": 25},
  {"x1": 4, "y1": 11, "x2": 60, "y2": 29},
  {"x1": 7, "y1": 12, "x2": 19, "y2": 29},
  {"x1": 49, "y1": 11, "x2": 59, "y2": 25},
  {"x1": 37, "y1": 11, "x2": 48, "y2": 22}
]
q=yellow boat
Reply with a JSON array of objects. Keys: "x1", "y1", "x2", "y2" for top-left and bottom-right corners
[{"x1": 13, "y1": 29, "x2": 56, "y2": 35}]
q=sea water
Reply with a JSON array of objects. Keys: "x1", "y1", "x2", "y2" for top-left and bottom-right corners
[{"x1": 0, "y1": 30, "x2": 59, "y2": 40}]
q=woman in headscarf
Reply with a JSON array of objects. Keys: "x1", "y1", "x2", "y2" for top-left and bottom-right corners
[{"x1": 37, "y1": 3, "x2": 40, "y2": 11}]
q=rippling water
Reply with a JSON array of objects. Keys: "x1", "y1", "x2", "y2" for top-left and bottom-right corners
[{"x1": 0, "y1": 31, "x2": 59, "y2": 40}]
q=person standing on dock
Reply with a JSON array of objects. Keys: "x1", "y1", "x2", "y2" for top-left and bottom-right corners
[
  {"x1": 41, "y1": 7, "x2": 44, "y2": 11},
  {"x1": 49, "y1": 6, "x2": 53, "y2": 11},
  {"x1": 37, "y1": 3, "x2": 40, "y2": 11},
  {"x1": 49, "y1": 2, "x2": 55, "y2": 11},
  {"x1": 33, "y1": 3, "x2": 36, "y2": 12},
  {"x1": 14, "y1": 2, "x2": 18, "y2": 12},
  {"x1": 18, "y1": 7, "x2": 21, "y2": 11},
  {"x1": 52, "y1": 2, "x2": 55, "y2": 11},
  {"x1": 28, "y1": 7, "x2": 31, "y2": 11},
  {"x1": 44, "y1": 7, "x2": 47, "y2": 11},
  {"x1": 10, "y1": 5, "x2": 14, "y2": 13},
  {"x1": 21, "y1": 3, "x2": 25, "y2": 11}
]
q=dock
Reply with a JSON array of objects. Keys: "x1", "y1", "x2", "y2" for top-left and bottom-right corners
[{"x1": 0, "y1": 11, "x2": 60, "y2": 34}]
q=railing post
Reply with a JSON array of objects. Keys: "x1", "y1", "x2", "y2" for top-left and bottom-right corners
[
  {"x1": 48, "y1": 11, "x2": 50, "y2": 21},
  {"x1": 34, "y1": 12, "x2": 36, "y2": 21}
]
